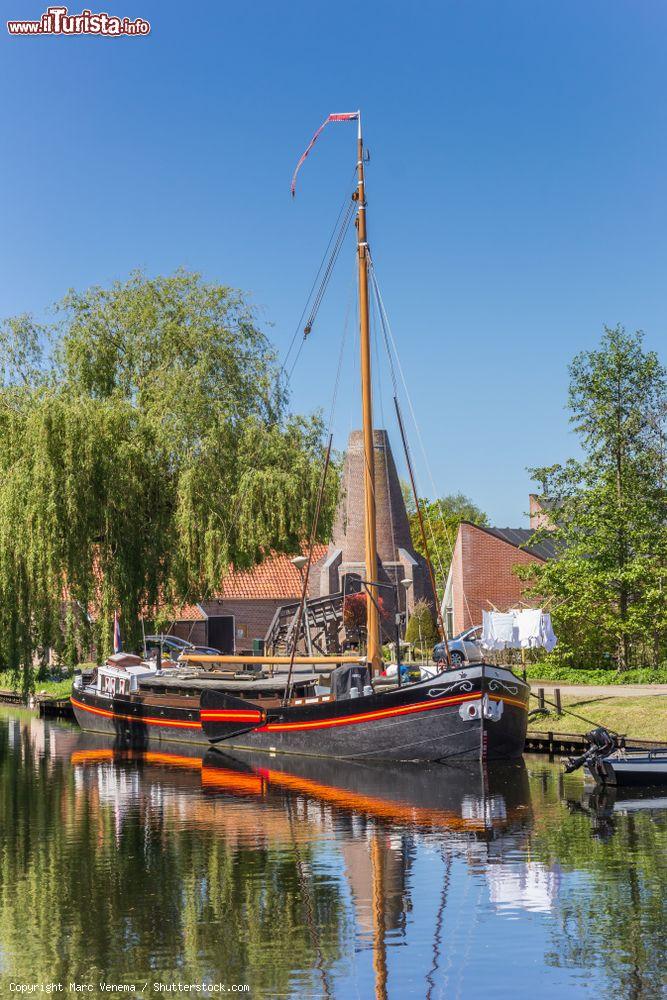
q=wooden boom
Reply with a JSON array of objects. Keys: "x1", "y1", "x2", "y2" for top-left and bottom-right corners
[{"x1": 179, "y1": 654, "x2": 365, "y2": 665}]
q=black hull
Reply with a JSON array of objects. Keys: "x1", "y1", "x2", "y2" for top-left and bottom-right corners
[
  {"x1": 70, "y1": 691, "x2": 209, "y2": 748},
  {"x1": 202, "y1": 666, "x2": 530, "y2": 762},
  {"x1": 72, "y1": 665, "x2": 529, "y2": 761}
]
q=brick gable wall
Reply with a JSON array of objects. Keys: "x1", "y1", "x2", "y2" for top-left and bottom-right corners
[
  {"x1": 170, "y1": 599, "x2": 291, "y2": 652},
  {"x1": 452, "y1": 522, "x2": 545, "y2": 632}
]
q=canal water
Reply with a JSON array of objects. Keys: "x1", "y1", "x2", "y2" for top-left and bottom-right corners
[{"x1": 0, "y1": 710, "x2": 665, "y2": 999}]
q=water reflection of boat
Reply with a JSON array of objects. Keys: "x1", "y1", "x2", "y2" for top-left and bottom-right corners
[
  {"x1": 68, "y1": 734, "x2": 532, "y2": 841},
  {"x1": 486, "y1": 861, "x2": 561, "y2": 913},
  {"x1": 67, "y1": 733, "x2": 534, "y2": 1000},
  {"x1": 205, "y1": 749, "x2": 532, "y2": 840}
]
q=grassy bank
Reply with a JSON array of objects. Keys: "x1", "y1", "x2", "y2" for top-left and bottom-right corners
[
  {"x1": 524, "y1": 663, "x2": 667, "y2": 685},
  {"x1": 528, "y1": 693, "x2": 667, "y2": 742},
  {"x1": 0, "y1": 671, "x2": 74, "y2": 700}
]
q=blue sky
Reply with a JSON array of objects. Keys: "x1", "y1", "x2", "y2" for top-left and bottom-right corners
[{"x1": 2, "y1": 1, "x2": 666, "y2": 525}]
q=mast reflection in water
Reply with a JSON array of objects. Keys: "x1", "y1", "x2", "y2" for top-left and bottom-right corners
[{"x1": 0, "y1": 710, "x2": 664, "y2": 998}]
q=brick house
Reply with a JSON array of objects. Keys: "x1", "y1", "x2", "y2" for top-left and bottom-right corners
[
  {"x1": 168, "y1": 544, "x2": 328, "y2": 653},
  {"x1": 442, "y1": 497, "x2": 557, "y2": 635}
]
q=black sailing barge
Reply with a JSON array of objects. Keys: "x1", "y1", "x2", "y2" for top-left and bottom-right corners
[
  {"x1": 72, "y1": 111, "x2": 531, "y2": 762},
  {"x1": 71, "y1": 658, "x2": 529, "y2": 761}
]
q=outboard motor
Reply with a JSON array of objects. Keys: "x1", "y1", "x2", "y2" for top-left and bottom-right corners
[
  {"x1": 331, "y1": 663, "x2": 372, "y2": 701},
  {"x1": 564, "y1": 727, "x2": 618, "y2": 774}
]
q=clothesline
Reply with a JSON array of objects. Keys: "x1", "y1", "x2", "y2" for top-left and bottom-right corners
[
  {"x1": 481, "y1": 608, "x2": 558, "y2": 652},
  {"x1": 484, "y1": 594, "x2": 565, "y2": 614}
]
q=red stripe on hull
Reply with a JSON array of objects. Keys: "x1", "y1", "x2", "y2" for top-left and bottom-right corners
[
  {"x1": 200, "y1": 710, "x2": 264, "y2": 723},
  {"x1": 257, "y1": 691, "x2": 483, "y2": 733},
  {"x1": 71, "y1": 696, "x2": 202, "y2": 731}
]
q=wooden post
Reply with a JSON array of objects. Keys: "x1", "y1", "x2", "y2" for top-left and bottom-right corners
[
  {"x1": 555, "y1": 687, "x2": 562, "y2": 715},
  {"x1": 538, "y1": 687, "x2": 545, "y2": 711}
]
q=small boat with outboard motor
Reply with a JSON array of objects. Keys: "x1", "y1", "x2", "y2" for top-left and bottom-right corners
[{"x1": 564, "y1": 727, "x2": 667, "y2": 787}]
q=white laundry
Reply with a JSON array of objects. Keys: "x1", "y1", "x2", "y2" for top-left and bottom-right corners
[
  {"x1": 481, "y1": 608, "x2": 557, "y2": 652},
  {"x1": 482, "y1": 611, "x2": 519, "y2": 649},
  {"x1": 494, "y1": 612, "x2": 519, "y2": 646},
  {"x1": 516, "y1": 608, "x2": 543, "y2": 648},
  {"x1": 540, "y1": 612, "x2": 558, "y2": 652},
  {"x1": 481, "y1": 610, "x2": 497, "y2": 650}
]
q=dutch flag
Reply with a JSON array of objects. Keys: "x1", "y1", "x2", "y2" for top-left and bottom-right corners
[{"x1": 113, "y1": 610, "x2": 122, "y2": 653}]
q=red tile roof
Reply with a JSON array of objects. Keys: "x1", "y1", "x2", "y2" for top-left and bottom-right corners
[
  {"x1": 174, "y1": 603, "x2": 206, "y2": 621},
  {"x1": 217, "y1": 545, "x2": 328, "y2": 600},
  {"x1": 168, "y1": 546, "x2": 329, "y2": 620}
]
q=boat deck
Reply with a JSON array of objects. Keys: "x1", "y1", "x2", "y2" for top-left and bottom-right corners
[{"x1": 138, "y1": 672, "x2": 320, "y2": 695}]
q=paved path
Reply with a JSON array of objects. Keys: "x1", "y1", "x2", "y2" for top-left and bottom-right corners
[{"x1": 529, "y1": 682, "x2": 667, "y2": 699}]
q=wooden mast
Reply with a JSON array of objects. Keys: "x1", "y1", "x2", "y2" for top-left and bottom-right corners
[{"x1": 356, "y1": 113, "x2": 381, "y2": 674}]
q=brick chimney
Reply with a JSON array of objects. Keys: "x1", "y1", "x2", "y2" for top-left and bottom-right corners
[
  {"x1": 318, "y1": 429, "x2": 435, "y2": 621},
  {"x1": 529, "y1": 494, "x2": 555, "y2": 531}
]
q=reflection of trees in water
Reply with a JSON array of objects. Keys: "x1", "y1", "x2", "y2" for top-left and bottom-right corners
[
  {"x1": 529, "y1": 776, "x2": 667, "y2": 1000},
  {"x1": 0, "y1": 731, "x2": 347, "y2": 996}
]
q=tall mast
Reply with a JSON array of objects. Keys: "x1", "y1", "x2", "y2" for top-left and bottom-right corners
[{"x1": 356, "y1": 113, "x2": 381, "y2": 674}]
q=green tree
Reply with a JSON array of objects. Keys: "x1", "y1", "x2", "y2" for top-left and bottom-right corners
[
  {"x1": 521, "y1": 325, "x2": 667, "y2": 671},
  {"x1": 402, "y1": 487, "x2": 488, "y2": 593},
  {"x1": 0, "y1": 270, "x2": 338, "y2": 687},
  {"x1": 405, "y1": 598, "x2": 439, "y2": 650}
]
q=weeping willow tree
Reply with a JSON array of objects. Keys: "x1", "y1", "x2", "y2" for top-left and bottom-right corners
[{"x1": 0, "y1": 270, "x2": 338, "y2": 687}]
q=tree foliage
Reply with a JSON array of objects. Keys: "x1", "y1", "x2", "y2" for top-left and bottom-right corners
[
  {"x1": 402, "y1": 487, "x2": 488, "y2": 592},
  {"x1": 0, "y1": 271, "x2": 338, "y2": 683},
  {"x1": 520, "y1": 326, "x2": 667, "y2": 671},
  {"x1": 405, "y1": 599, "x2": 439, "y2": 649}
]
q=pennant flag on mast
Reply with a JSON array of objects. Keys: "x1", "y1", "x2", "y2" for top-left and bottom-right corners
[
  {"x1": 113, "y1": 610, "x2": 122, "y2": 653},
  {"x1": 291, "y1": 112, "x2": 359, "y2": 196}
]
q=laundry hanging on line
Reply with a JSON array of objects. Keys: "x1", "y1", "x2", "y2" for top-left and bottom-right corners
[{"x1": 481, "y1": 609, "x2": 557, "y2": 652}]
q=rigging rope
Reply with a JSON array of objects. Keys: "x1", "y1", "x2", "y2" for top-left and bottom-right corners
[
  {"x1": 327, "y1": 264, "x2": 356, "y2": 435},
  {"x1": 367, "y1": 253, "x2": 475, "y2": 629},
  {"x1": 282, "y1": 173, "x2": 353, "y2": 370},
  {"x1": 371, "y1": 281, "x2": 398, "y2": 579},
  {"x1": 282, "y1": 170, "x2": 357, "y2": 379},
  {"x1": 193, "y1": 181, "x2": 355, "y2": 608},
  {"x1": 286, "y1": 197, "x2": 355, "y2": 382},
  {"x1": 303, "y1": 201, "x2": 355, "y2": 337},
  {"x1": 368, "y1": 256, "x2": 448, "y2": 584}
]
